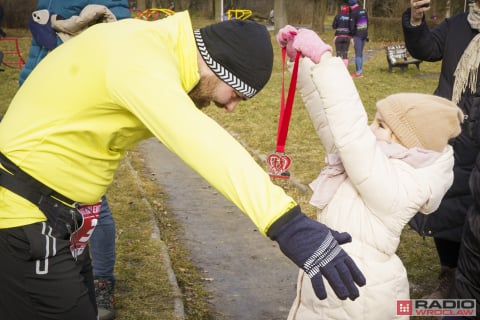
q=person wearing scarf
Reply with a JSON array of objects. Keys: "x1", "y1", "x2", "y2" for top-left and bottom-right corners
[
  {"x1": 277, "y1": 26, "x2": 463, "y2": 319},
  {"x1": 402, "y1": 0, "x2": 480, "y2": 305}
]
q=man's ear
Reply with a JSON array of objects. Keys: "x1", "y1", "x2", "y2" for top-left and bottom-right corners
[{"x1": 197, "y1": 50, "x2": 214, "y2": 78}]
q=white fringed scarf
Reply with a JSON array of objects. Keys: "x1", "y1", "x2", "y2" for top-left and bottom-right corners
[{"x1": 452, "y1": 2, "x2": 480, "y2": 104}]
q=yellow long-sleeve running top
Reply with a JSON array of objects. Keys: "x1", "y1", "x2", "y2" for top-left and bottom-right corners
[{"x1": 0, "y1": 11, "x2": 296, "y2": 235}]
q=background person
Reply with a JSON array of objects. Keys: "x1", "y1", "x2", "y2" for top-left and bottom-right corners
[
  {"x1": 402, "y1": 0, "x2": 480, "y2": 300},
  {"x1": 454, "y1": 142, "x2": 480, "y2": 318},
  {"x1": 332, "y1": 5, "x2": 352, "y2": 68},
  {"x1": 0, "y1": 14, "x2": 365, "y2": 320},
  {"x1": 89, "y1": 195, "x2": 117, "y2": 320},
  {"x1": 348, "y1": 0, "x2": 368, "y2": 78},
  {"x1": 269, "y1": 9, "x2": 274, "y2": 25},
  {"x1": 277, "y1": 25, "x2": 462, "y2": 320}
]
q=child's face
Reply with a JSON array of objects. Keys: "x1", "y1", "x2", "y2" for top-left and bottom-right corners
[{"x1": 370, "y1": 112, "x2": 400, "y2": 144}]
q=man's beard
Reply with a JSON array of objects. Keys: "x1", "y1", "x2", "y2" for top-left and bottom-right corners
[{"x1": 188, "y1": 75, "x2": 223, "y2": 109}]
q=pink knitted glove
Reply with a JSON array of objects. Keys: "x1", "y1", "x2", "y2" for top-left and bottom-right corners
[
  {"x1": 277, "y1": 25, "x2": 298, "y2": 46},
  {"x1": 292, "y1": 28, "x2": 332, "y2": 63},
  {"x1": 276, "y1": 25, "x2": 298, "y2": 61}
]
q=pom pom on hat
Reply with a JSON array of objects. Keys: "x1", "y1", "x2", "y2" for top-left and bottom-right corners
[
  {"x1": 376, "y1": 93, "x2": 464, "y2": 152},
  {"x1": 194, "y1": 19, "x2": 273, "y2": 99}
]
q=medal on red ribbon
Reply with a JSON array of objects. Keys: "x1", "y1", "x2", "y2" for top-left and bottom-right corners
[
  {"x1": 267, "y1": 49, "x2": 300, "y2": 179},
  {"x1": 266, "y1": 152, "x2": 291, "y2": 179}
]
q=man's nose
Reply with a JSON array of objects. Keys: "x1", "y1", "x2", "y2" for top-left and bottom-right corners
[{"x1": 224, "y1": 100, "x2": 240, "y2": 112}]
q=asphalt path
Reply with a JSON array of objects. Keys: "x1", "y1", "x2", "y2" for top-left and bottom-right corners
[{"x1": 139, "y1": 138, "x2": 298, "y2": 320}]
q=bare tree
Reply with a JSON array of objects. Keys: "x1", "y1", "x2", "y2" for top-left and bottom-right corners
[
  {"x1": 445, "y1": 0, "x2": 451, "y2": 17},
  {"x1": 137, "y1": 0, "x2": 146, "y2": 11},
  {"x1": 311, "y1": 0, "x2": 326, "y2": 33},
  {"x1": 214, "y1": 0, "x2": 222, "y2": 21},
  {"x1": 274, "y1": 0, "x2": 287, "y2": 33},
  {"x1": 364, "y1": 0, "x2": 373, "y2": 16}
]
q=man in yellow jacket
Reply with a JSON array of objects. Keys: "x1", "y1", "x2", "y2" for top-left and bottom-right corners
[{"x1": 0, "y1": 12, "x2": 365, "y2": 320}]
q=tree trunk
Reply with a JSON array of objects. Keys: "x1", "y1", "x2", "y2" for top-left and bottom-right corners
[
  {"x1": 274, "y1": 0, "x2": 287, "y2": 34},
  {"x1": 311, "y1": 0, "x2": 326, "y2": 33},
  {"x1": 137, "y1": 0, "x2": 146, "y2": 11},
  {"x1": 214, "y1": 0, "x2": 223, "y2": 21},
  {"x1": 365, "y1": 0, "x2": 373, "y2": 17}
]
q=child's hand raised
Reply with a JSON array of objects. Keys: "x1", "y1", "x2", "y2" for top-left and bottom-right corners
[
  {"x1": 276, "y1": 25, "x2": 332, "y2": 63},
  {"x1": 276, "y1": 25, "x2": 298, "y2": 61},
  {"x1": 291, "y1": 28, "x2": 332, "y2": 63}
]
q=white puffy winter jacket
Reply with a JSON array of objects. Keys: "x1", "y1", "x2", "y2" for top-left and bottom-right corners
[{"x1": 287, "y1": 54, "x2": 455, "y2": 320}]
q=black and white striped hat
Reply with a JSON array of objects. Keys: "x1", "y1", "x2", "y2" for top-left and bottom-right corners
[{"x1": 194, "y1": 19, "x2": 273, "y2": 99}]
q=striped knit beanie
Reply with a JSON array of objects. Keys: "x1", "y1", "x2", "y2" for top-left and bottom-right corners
[
  {"x1": 376, "y1": 93, "x2": 464, "y2": 152},
  {"x1": 194, "y1": 19, "x2": 273, "y2": 99}
]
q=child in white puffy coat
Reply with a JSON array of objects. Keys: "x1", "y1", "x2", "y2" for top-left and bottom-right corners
[{"x1": 277, "y1": 26, "x2": 464, "y2": 320}]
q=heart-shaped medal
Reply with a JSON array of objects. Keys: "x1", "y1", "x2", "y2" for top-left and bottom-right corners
[{"x1": 266, "y1": 153, "x2": 291, "y2": 179}]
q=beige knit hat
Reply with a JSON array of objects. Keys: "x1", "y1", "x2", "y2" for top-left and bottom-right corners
[{"x1": 376, "y1": 93, "x2": 464, "y2": 152}]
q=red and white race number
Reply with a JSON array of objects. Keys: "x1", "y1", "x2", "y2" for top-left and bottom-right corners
[{"x1": 70, "y1": 200, "x2": 102, "y2": 257}]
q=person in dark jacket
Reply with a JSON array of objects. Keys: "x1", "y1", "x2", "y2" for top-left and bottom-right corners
[
  {"x1": 332, "y1": 5, "x2": 352, "y2": 68},
  {"x1": 454, "y1": 152, "x2": 480, "y2": 319},
  {"x1": 348, "y1": 0, "x2": 368, "y2": 78},
  {"x1": 402, "y1": 0, "x2": 480, "y2": 305}
]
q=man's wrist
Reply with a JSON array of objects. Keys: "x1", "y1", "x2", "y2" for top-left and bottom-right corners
[
  {"x1": 410, "y1": 18, "x2": 422, "y2": 27},
  {"x1": 404, "y1": 7, "x2": 423, "y2": 27},
  {"x1": 266, "y1": 205, "x2": 302, "y2": 240}
]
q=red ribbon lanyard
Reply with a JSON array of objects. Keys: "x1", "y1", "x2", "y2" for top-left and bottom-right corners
[
  {"x1": 266, "y1": 49, "x2": 300, "y2": 179},
  {"x1": 276, "y1": 48, "x2": 301, "y2": 153}
]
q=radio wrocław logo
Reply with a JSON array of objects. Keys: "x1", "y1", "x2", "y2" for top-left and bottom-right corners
[{"x1": 397, "y1": 299, "x2": 476, "y2": 317}]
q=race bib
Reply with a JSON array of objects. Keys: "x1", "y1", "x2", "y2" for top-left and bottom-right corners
[{"x1": 70, "y1": 200, "x2": 102, "y2": 258}]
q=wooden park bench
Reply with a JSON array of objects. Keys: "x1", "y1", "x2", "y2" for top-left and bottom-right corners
[{"x1": 385, "y1": 44, "x2": 422, "y2": 73}]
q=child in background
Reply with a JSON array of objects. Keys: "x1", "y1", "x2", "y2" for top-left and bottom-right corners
[
  {"x1": 332, "y1": 5, "x2": 352, "y2": 68},
  {"x1": 277, "y1": 25, "x2": 463, "y2": 319}
]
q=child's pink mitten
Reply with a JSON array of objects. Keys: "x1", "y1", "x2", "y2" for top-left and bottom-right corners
[
  {"x1": 276, "y1": 25, "x2": 298, "y2": 61},
  {"x1": 292, "y1": 28, "x2": 332, "y2": 63}
]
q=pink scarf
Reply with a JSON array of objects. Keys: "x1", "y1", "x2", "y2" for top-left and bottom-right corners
[{"x1": 309, "y1": 141, "x2": 442, "y2": 209}]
